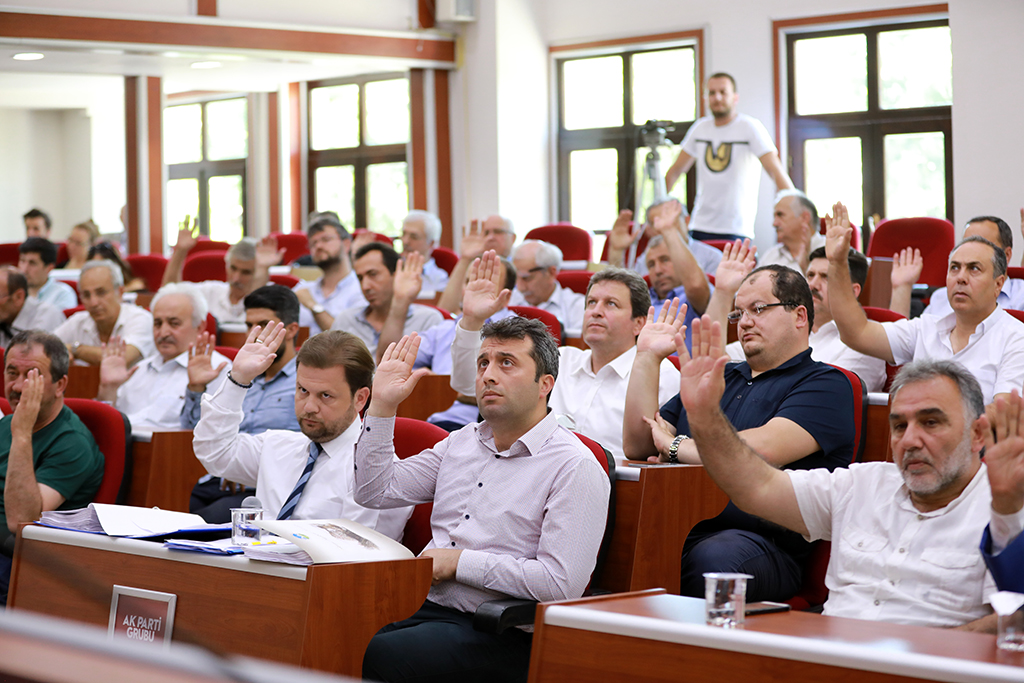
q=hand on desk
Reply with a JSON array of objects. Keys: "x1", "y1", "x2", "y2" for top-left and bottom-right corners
[{"x1": 421, "y1": 547, "x2": 462, "y2": 585}]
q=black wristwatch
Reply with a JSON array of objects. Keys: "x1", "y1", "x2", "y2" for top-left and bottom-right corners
[{"x1": 667, "y1": 434, "x2": 690, "y2": 463}]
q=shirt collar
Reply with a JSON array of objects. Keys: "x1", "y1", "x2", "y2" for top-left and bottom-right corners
[
  {"x1": 317, "y1": 415, "x2": 363, "y2": 460},
  {"x1": 729, "y1": 346, "x2": 813, "y2": 381},
  {"x1": 475, "y1": 410, "x2": 560, "y2": 458},
  {"x1": 572, "y1": 344, "x2": 637, "y2": 379}
]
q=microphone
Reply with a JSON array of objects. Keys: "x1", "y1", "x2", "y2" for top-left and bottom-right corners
[{"x1": 241, "y1": 496, "x2": 262, "y2": 509}]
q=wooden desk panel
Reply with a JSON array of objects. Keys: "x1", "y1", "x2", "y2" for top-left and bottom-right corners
[
  {"x1": 127, "y1": 431, "x2": 207, "y2": 512},
  {"x1": 395, "y1": 374, "x2": 459, "y2": 422},
  {"x1": 66, "y1": 365, "x2": 100, "y2": 399},
  {"x1": 864, "y1": 401, "x2": 894, "y2": 463}
]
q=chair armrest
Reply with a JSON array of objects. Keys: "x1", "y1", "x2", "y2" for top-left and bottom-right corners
[{"x1": 472, "y1": 598, "x2": 539, "y2": 634}]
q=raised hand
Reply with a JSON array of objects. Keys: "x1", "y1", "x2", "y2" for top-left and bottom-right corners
[
  {"x1": 393, "y1": 251, "x2": 426, "y2": 304},
  {"x1": 230, "y1": 322, "x2": 286, "y2": 385},
  {"x1": 824, "y1": 201, "x2": 853, "y2": 263},
  {"x1": 980, "y1": 390, "x2": 1024, "y2": 515},
  {"x1": 459, "y1": 220, "x2": 486, "y2": 261},
  {"x1": 649, "y1": 199, "x2": 683, "y2": 235},
  {"x1": 461, "y1": 250, "x2": 511, "y2": 328},
  {"x1": 675, "y1": 315, "x2": 729, "y2": 420},
  {"x1": 715, "y1": 239, "x2": 757, "y2": 295},
  {"x1": 642, "y1": 412, "x2": 678, "y2": 463},
  {"x1": 173, "y1": 223, "x2": 198, "y2": 253},
  {"x1": 369, "y1": 334, "x2": 430, "y2": 416},
  {"x1": 187, "y1": 331, "x2": 229, "y2": 392},
  {"x1": 890, "y1": 247, "x2": 923, "y2": 289},
  {"x1": 256, "y1": 234, "x2": 286, "y2": 269},
  {"x1": 99, "y1": 336, "x2": 138, "y2": 390},
  {"x1": 607, "y1": 210, "x2": 635, "y2": 253},
  {"x1": 636, "y1": 299, "x2": 688, "y2": 360},
  {"x1": 11, "y1": 368, "x2": 44, "y2": 437}
]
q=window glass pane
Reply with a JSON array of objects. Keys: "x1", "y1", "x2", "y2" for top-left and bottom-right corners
[
  {"x1": 166, "y1": 178, "x2": 199, "y2": 250},
  {"x1": 310, "y1": 84, "x2": 359, "y2": 150},
  {"x1": 794, "y1": 34, "x2": 867, "y2": 115},
  {"x1": 206, "y1": 98, "x2": 248, "y2": 161},
  {"x1": 804, "y1": 137, "x2": 863, "y2": 229},
  {"x1": 631, "y1": 48, "x2": 696, "y2": 124},
  {"x1": 634, "y1": 146, "x2": 687, "y2": 220},
  {"x1": 208, "y1": 174, "x2": 244, "y2": 243},
  {"x1": 879, "y1": 27, "x2": 952, "y2": 110},
  {"x1": 163, "y1": 104, "x2": 202, "y2": 164},
  {"x1": 367, "y1": 162, "x2": 409, "y2": 236},
  {"x1": 884, "y1": 132, "x2": 945, "y2": 219},
  {"x1": 563, "y1": 56, "x2": 624, "y2": 130},
  {"x1": 569, "y1": 148, "x2": 618, "y2": 232},
  {"x1": 314, "y1": 166, "x2": 356, "y2": 230},
  {"x1": 365, "y1": 79, "x2": 410, "y2": 146}
]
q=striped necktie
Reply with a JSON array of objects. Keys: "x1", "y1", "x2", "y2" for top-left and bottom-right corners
[{"x1": 277, "y1": 441, "x2": 322, "y2": 520}]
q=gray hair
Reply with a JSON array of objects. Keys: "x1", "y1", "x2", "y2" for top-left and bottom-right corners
[
  {"x1": 890, "y1": 359, "x2": 985, "y2": 424},
  {"x1": 774, "y1": 189, "x2": 819, "y2": 228},
  {"x1": 514, "y1": 239, "x2": 563, "y2": 271},
  {"x1": 82, "y1": 259, "x2": 124, "y2": 288},
  {"x1": 480, "y1": 316, "x2": 559, "y2": 385},
  {"x1": 225, "y1": 237, "x2": 257, "y2": 264},
  {"x1": 151, "y1": 282, "x2": 209, "y2": 328},
  {"x1": 953, "y1": 236, "x2": 1008, "y2": 279},
  {"x1": 404, "y1": 210, "x2": 442, "y2": 244},
  {"x1": 6, "y1": 330, "x2": 69, "y2": 381}
]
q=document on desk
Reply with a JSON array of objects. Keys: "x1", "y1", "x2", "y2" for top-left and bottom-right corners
[
  {"x1": 39, "y1": 504, "x2": 217, "y2": 538},
  {"x1": 244, "y1": 518, "x2": 414, "y2": 565}
]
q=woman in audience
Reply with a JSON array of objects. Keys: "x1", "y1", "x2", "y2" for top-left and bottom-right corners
[
  {"x1": 59, "y1": 220, "x2": 100, "y2": 269},
  {"x1": 88, "y1": 241, "x2": 147, "y2": 292}
]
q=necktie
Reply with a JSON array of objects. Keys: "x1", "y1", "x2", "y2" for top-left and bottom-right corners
[{"x1": 277, "y1": 441, "x2": 322, "y2": 520}]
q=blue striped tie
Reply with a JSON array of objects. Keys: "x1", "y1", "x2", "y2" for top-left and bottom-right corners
[{"x1": 277, "y1": 442, "x2": 322, "y2": 520}]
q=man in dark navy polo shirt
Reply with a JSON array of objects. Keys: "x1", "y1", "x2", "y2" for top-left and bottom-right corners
[{"x1": 624, "y1": 264, "x2": 854, "y2": 602}]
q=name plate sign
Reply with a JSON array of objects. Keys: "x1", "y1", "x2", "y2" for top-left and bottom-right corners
[{"x1": 108, "y1": 585, "x2": 177, "y2": 648}]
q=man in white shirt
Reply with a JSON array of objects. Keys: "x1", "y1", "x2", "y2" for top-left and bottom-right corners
[
  {"x1": 161, "y1": 228, "x2": 278, "y2": 326},
  {"x1": 0, "y1": 267, "x2": 65, "y2": 347},
  {"x1": 400, "y1": 210, "x2": 449, "y2": 296},
  {"x1": 451, "y1": 253, "x2": 679, "y2": 461},
  {"x1": 437, "y1": 215, "x2": 516, "y2": 314},
  {"x1": 192, "y1": 325, "x2": 411, "y2": 538},
  {"x1": 54, "y1": 260, "x2": 154, "y2": 367},
  {"x1": 664, "y1": 72, "x2": 793, "y2": 242},
  {"x1": 509, "y1": 240, "x2": 585, "y2": 337},
  {"x1": 293, "y1": 212, "x2": 366, "y2": 334},
  {"x1": 826, "y1": 201, "x2": 1024, "y2": 404},
  {"x1": 18, "y1": 238, "x2": 77, "y2": 312},
  {"x1": 96, "y1": 283, "x2": 228, "y2": 432},
  {"x1": 675, "y1": 326, "x2": 997, "y2": 629},
  {"x1": 759, "y1": 190, "x2": 826, "y2": 275}
]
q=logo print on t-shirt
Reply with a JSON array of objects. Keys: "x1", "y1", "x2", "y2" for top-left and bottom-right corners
[{"x1": 705, "y1": 142, "x2": 732, "y2": 173}]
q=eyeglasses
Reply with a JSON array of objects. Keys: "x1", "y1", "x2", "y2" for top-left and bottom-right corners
[
  {"x1": 516, "y1": 266, "x2": 546, "y2": 282},
  {"x1": 482, "y1": 228, "x2": 512, "y2": 238},
  {"x1": 727, "y1": 302, "x2": 798, "y2": 324}
]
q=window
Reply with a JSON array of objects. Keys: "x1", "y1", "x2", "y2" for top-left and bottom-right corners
[
  {"x1": 164, "y1": 97, "x2": 248, "y2": 245},
  {"x1": 787, "y1": 21, "x2": 952, "y2": 229},
  {"x1": 556, "y1": 44, "x2": 700, "y2": 240},
  {"x1": 308, "y1": 74, "x2": 410, "y2": 237}
]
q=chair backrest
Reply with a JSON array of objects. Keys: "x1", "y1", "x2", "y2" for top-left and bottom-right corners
[
  {"x1": 353, "y1": 229, "x2": 394, "y2": 246},
  {"x1": 187, "y1": 239, "x2": 231, "y2": 256},
  {"x1": 419, "y1": 304, "x2": 456, "y2": 321},
  {"x1": 182, "y1": 252, "x2": 227, "y2": 283},
  {"x1": 125, "y1": 253, "x2": 169, "y2": 293},
  {"x1": 63, "y1": 304, "x2": 85, "y2": 318},
  {"x1": 508, "y1": 305, "x2": 563, "y2": 344},
  {"x1": 270, "y1": 274, "x2": 301, "y2": 288},
  {"x1": 556, "y1": 270, "x2": 593, "y2": 296},
  {"x1": 864, "y1": 306, "x2": 906, "y2": 391},
  {"x1": 215, "y1": 346, "x2": 239, "y2": 360},
  {"x1": 1007, "y1": 267, "x2": 1024, "y2": 281},
  {"x1": 56, "y1": 242, "x2": 68, "y2": 265},
  {"x1": 0, "y1": 243, "x2": 20, "y2": 266},
  {"x1": 431, "y1": 247, "x2": 459, "y2": 275},
  {"x1": 569, "y1": 431, "x2": 616, "y2": 594},
  {"x1": 393, "y1": 418, "x2": 450, "y2": 555},
  {"x1": 526, "y1": 224, "x2": 593, "y2": 262},
  {"x1": 829, "y1": 364, "x2": 867, "y2": 463},
  {"x1": 783, "y1": 541, "x2": 832, "y2": 611},
  {"x1": 1006, "y1": 309, "x2": 1024, "y2": 325},
  {"x1": 866, "y1": 216, "x2": 954, "y2": 288},
  {"x1": 270, "y1": 232, "x2": 309, "y2": 265}
]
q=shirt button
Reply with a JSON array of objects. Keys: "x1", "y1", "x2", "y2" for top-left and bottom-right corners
[
  {"x1": 450, "y1": 541, "x2": 456, "y2": 547},
  {"x1": 478, "y1": 482, "x2": 483, "y2": 488},
  {"x1": 464, "y1": 514, "x2": 470, "y2": 520},
  {"x1": 747, "y1": 381, "x2": 752, "y2": 386},
  {"x1": 874, "y1": 599, "x2": 880, "y2": 606},
  {"x1": 494, "y1": 454, "x2": 500, "y2": 459},
  {"x1": 898, "y1": 548, "x2": 905, "y2": 553},
  {"x1": 857, "y1": 541, "x2": 863, "y2": 547}
]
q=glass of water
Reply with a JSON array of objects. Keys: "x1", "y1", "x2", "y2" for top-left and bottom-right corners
[
  {"x1": 999, "y1": 606, "x2": 1024, "y2": 652},
  {"x1": 703, "y1": 572, "x2": 753, "y2": 628},
  {"x1": 230, "y1": 507, "x2": 263, "y2": 546}
]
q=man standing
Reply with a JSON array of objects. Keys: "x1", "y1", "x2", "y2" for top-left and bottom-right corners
[
  {"x1": 401, "y1": 210, "x2": 449, "y2": 296},
  {"x1": 193, "y1": 325, "x2": 411, "y2": 537},
  {"x1": 22, "y1": 209, "x2": 52, "y2": 239},
  {"x1": 665, "y1": 73, "x2": 793, "y2": 242},
  {"x1": 332, "y1": 243, "x2": 443, "y2": 362},
  {"x1": 54, "y1": 260, "x2": 154, "y2": 367},
  {"x1": 759, "y1": 190, "x2": 825, "y2": 274},
  {"x1": 357, "y1": 324, "x2": 609, "y2": 683},
  {"x1": 0, "y1": 267, "x2": 65, "y2": 347},
  {"x1": 293, "y1": 213, "x2": 366, "y2": 334},
  {"x1": 18, "y1": 238, "x2": 77, "y2": 312},
  {"x1": 0, "y1": 330, "x2": 104, "y2": 603},
  {"x1": 96, "y1": 283, "x2": 229, "y2": 432},
  {"x1": 509, "y1": 240, "x2": 585, "y2": 337}
]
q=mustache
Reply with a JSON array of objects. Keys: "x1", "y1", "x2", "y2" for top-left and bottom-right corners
[{"x1": 156, "y1": 336, "x2": 176, "y2": 345}]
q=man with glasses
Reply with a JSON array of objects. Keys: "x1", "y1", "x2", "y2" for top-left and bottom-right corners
[
  {"x1": 509, "y1": 240, "x2": 584, "y2": 337},
  {"x1": 293, "y1": 212, "x2": 366, "y2": 334},
  {"x1": 623, "y1": 263, "x2": 855, "y2": 602}
]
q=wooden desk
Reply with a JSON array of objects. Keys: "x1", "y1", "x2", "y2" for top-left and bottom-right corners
[
  {"x1": 864, "y1": 392, "x2": 894, "y2": 463},
  {"x1": 528, "y1": 590, "x2": 1024, "y2": 683},
  {"x1": 9, "y1": 525, "x2": 431, "y2": 678},
  {"x1": 66, "y1": 364, "x2": 100, "y2": 399},
  {"x1": 127, "y1": 431, "x2": 206, "y2": 512},
  {"x1": 597, "y1": 465, "x2": 729, "y2": 594},
  {"x1": 395, "y1": 374, "x2": 459, "y2": 422}
]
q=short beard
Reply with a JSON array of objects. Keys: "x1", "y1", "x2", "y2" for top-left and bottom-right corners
[
  {"x1": 315, "y1": 254, "x2": 342, "y2": 271},
  {"x1": 900, "y1": 429, "x2": 974, "y2": 497},
  {"x1": 299, "y1": 403, "x2": 357, "y2": 443}
]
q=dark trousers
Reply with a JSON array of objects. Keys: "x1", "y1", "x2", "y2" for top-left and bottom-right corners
[
  {"x1": 0, "y1": 552, "x2": 11, "y2": 606},
  {"x1": 189, "y1": 479, "x2": 253, "y2": 524},
  {"x1": 363, "y1": 600, "x2": 532, "y2": 683},
  {"x1": 679, "y1": 528, "x2": 802, "y2": 602},
  {"x1": 689, "y1": 230, "x2": 749, "y2": 244}
]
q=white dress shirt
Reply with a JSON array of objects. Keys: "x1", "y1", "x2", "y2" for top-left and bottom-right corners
[
  {"x1": 293, "y1": 271, "x2": 367, "y2": 335},
  {"x1": 790, "y1": 462, "x2": 995, "y2": 628},
  {"x1": 758, "y1": 233, "x2": 826, "y2": 272},
  {"x1": 193, "y1": 378, "x2": 411, "y2": 540},
  {"x1": 194, "y1": 281, "x2": 244, "y2": 325},
  {"x1": 116, "y1": 350, "x2": 230, "y2": 432},
  {"x1": 808, "y1": 320, "x2": 887, "y2": 393},
  {"x1": 883, "y1": 306, "x2": 1024, "y2": 403},
  {"x1": 12, "y1": 296, "x2": 65, "y2": 334},
  {"x1": 419, "y1": 257, "x2": 450, "y2": 297},
  {"x1": 509, "y1": 282, "x2": 585, "y2": 337},
  {"x1": 54, "y1": 303, "x2": 156, "y2": 363}
]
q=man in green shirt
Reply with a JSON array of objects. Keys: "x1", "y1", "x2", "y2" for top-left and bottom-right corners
[{"x1": 0, "y1": 330, "x2": 103, "y2": 604}]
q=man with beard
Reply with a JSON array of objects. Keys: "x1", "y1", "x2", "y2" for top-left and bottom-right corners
[
  {"x1": 293, "y1": 212, "x2": 366, "y2": 334},
  {"x1": 675, "y1": 323, "x2": 998, "y2": 629},
  {"x1": 664, "y1": 73, "x2": 793, "y2": 242},
  {"x1": 191, "y1": 326, "x2": 410, "y2": 538}
]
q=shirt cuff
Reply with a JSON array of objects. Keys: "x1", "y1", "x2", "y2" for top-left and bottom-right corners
[
  {"x1": 455, "y1": 548, "x2": 488, "y2": 588},
  {"x1": 208, "y1": 373, "x2": 249, "y2": 408},
  {"x1": 360, "y1": 414, "x2": 396, "y2": 445},
  {"x1": 454, "y1": 321, "x2": 482, "y2": 345},
  {"x1": 990, "y1": 505, "x2": 1024, "y2": 554}
]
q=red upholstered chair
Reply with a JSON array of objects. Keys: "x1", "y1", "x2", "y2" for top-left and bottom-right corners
[
  {"x1": 182, "y1": 252, "x2": 227, "y2": 282},
  {"x1": 556, "y1": 270, "x2": 593, "y2": 296},
  {"x1": 187, "y1": 239, "x2": 231, "y2": 256},
  {"x1": 866, "y1": 217, "x2": 954, "y2": 288},
  {"x1": 63, "y1": 305, "x2": 85, "y2": 318},
  {"x1": 431, "y1": 247, "x2": 459, "y2": 276},
  {"x1": 508, "y1": 305, "x2": 563, "y2": 344},
  {"x1": 0, "y1": 243, "x2": 20, "y2": 266},
  {"x1": 392, "y1": 417, "x2": 450, "y2": 555},
  {"x1": 864, "y1": 306, "x2": 906, "y2": 392},
  {"x1": 354, "y1": 229, "x2": 394, "y2": 246},
  {"x1": 270, "y1": 274, "x2": 300, "y2": 288},
  {"x1": 419, "y1": 304, "x2": 456, "y2": 321},
  {"x1": 526, "y1": 225, "x2": 593, "y2": 262},
  {"x1": 215, "y1": 346, "x2": 239, "y2": 360},
  {"x1": 125, "y1": 253, "x2": 169, "y2": 293},
  {"x1": 270, "y1": 232, "x2": 309, "y2": 265},
  {"x1": 56, "y1": 242, "x2": 68, "y2": 265},
  {"x1": 1007, "y1": 267, "x2": 1024, "y2": 281},
  {"x1": 1006, "y1": 309, "x2": 1024, "y2": 325}
]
